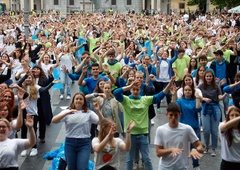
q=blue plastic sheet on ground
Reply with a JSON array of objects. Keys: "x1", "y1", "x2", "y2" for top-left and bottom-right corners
[{"x1": 44, "y1": 142, "x2": 94, "y2": 170}]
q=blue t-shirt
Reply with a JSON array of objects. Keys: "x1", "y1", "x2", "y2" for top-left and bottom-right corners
[
  {"x1": 84, "y1": 75, "x2": 109, "y2": 93},
  {"x1": 176, "y1": 98, "x2": 202, "y2": 129}
]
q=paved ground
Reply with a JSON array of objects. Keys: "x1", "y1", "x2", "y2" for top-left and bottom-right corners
[{"x1": 18, "y1": 83, "x2": 223, "y2": 170}]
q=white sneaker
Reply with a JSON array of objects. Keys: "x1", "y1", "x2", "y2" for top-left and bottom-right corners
[
  {"x1": 66, "y1": 96, "x2": 71, "y2": 100},
  {"x1": 151, "y1": 119, "x2": 154, "y2": 125},
  {"x1": 193, "y1": 167, "x2": 201, "y2": 170},
  {"x1": 60, "y1": 95, "x2": 64, "y2": 100},
  {"x1": 21, "y1": 150, "x2": 27, "y2": 157},
  {"x1": 133, "y1": 162, "x2": 139, "y2": 170},
  {"x1": 29, "y1": 148, "x2": 38, "y2": 156}
]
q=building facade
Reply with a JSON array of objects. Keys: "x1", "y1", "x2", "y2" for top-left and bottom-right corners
[{"x1": 4, "y1": 0, "x2": 216, "y2": 14}]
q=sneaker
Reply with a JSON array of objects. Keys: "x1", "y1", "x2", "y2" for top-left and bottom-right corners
[
  {"x1": 156, "y1": 108, "x2": 161, "y2": 114},
  {"x1": 133, "y1": 162, "x2": 139, "y2": 170},
  {"x1": 60, "y1": 95, "x2": 64, "y2": 100},
  {"x1": 203, "y1": 147, "x2": 209, "y2": 154},
  {"x1": 211, "y1": 149, "x2": 216, "y2": 157},
  {"x1": 40, "y1": 138, "x2": 45, "y2": 143},
  {"x1": 21, "y1": 150, "x2": 27, "y2": 157},
  {"x1": 29, "y1": 148, "x2": 38, "y2": 157},
  {"x1": 140, "y1": 160, "x2": 145, "y2": 169},
  {"x1": 151, "y1": 119, "x2": 154, "y2": 125},
  {"x1": 193, "y1": 167, "x2": 201, "y2": 170},
  {"x1": 66, "y1": 96, "x2": 71, "y2": 100}
]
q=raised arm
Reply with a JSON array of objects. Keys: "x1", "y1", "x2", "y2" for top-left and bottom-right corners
[
  {"x1": 24, "y1": 114, "x2": 37, "y2": 149},
  {"x1": 77, "y1": 66, "x2": 87, "y2": 86},
  {"x1": 220, "y1": 108, "x2": 240, "y2": 133},
  {"x1": 52, "y1": 109, "x2": 76, "y2": 124},
  {"x1": 120, "y1": 121, "x2": 135, "y2": 151}
]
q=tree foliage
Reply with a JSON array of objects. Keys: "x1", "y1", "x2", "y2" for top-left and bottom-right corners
[
  {"x1": 187, "y1": 0, "x2": 207, "y2": 9},
  {"x1": 210, "y1": 0, "x2": 240, "y2": 9}
]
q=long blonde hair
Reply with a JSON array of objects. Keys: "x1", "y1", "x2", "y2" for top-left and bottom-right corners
[
  {"x1": 22, "y1": 74, "x2": 38, "y2": 100},
  {"x1": 98, "y1": 118, "x2": 116, "y2": 149}
]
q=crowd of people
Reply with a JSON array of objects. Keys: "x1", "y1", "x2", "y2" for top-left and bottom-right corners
[{"x1": 0, "y1": 10, "x2": 240, "y2": 170}]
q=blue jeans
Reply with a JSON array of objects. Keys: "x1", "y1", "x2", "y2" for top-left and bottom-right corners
[
  {"x1": 65, "y1": 137, "x2": 91, "y2": 170},
  {"x1": 201, "y1": 105, "x2": 221, "y2": 149},
  {"x1": 60, "y1": 71, "x2": 72, "y2": 96},
  {"x1": 191, "y1": 128, "x2": 201, "y2": 168},
  {"x1": 222, "y1": 93, "x2": 229, "y2": 118},
  {"x1": 155, "y1": 82, "x2": 171, "y2": 108},
  {"x1": 126, "y1": 134, "x2": 153, "y2": 170}
]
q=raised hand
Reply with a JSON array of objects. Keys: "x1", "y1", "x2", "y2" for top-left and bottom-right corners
[
  {"x1": 19, "y1": 100, "x2": 29, "y2": 110},
  {"x1": 126, "y1": 121, "x2": 135, "y2": 132},
  {"x1": 102, "y1": 63, "x2": 109, "y2": 73},
  {"x1": 25, "y1": 114, "x2": 34, "y2": 128},
  {"x1": 82, "y1": 65, "x2": 88, "y2": 73},
  {"x1": 149, "y1": 74, "x2": 156, "y2": 81},
  {"x1": 17, "y1": 87, "x2": 26, "y2": 99},
  {"x1": 9, "y1": 83, "x2": 20, "y2": 89},
  {"x1": 52, "y1": 79, "x2": 62, "y2": 84},
  {"x1": 93, "y1": 101, "x2": 100, "y2": 112}
]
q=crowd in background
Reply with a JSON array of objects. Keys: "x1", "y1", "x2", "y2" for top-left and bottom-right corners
[{"x1": 0, "y1": 10, "x2": 240, "y2": 170}]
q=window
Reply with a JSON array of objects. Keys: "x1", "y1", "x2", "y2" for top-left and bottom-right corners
[
  {"x1": 179, "y1": 3, "x2": 185, "y2": 9},
  {"x1": 127, "y1": 0, "x2": 132, "y2": 5},
  {"x1": 111, "y1": 0, "x2": 116, "y2": 5},
  {"x1": 54, "y1": 0, "x2": 59, "y2": 5},
  {"x1": 70, "y1": 0, "x2": 74, "y2": 5}
]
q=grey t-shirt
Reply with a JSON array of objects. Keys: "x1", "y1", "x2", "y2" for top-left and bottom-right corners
[{"x1": 198, "y1": 84, "x2": 222, "y2": 102}]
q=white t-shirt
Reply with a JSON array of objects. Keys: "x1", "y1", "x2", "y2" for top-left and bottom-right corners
[
  {"x1": 26, "y1": 85, "x2": 41, "y2": 115},
  {"x1": 60, "y1": 109, "x2": 99, "y2": 138},
  {"x1": 59, "y1": 53, "x2": 73, "y2": 71},
  {"x1": 154, "y1": 123, "x2": 199, "y2": 170},
  {"x1": 39, "y1": 62, "x2": 54, "y2": 77},
  {"x1": 92, "y1": 137, "x2": 124, "y2": 170},
  {"x1": 157, "y1": 60, "x2": 170, "y2": 82},
  {"x1": 177, "y1": 87, "x2": 202, "y2": 99},
  {"x1": 193, "y1": 78, "x2": 203, "y2": 87},
  {"x1": 8, "y1": 119, "x2": 18, "y2": 139},
  {"x1": 0, "y1": 138, "x2": 26, "y2": 168},
  {"x1": 219, "y1": 122, "x2": 240, "y2": 163}
]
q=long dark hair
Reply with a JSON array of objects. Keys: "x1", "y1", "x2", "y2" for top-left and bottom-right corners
[
  {"x1": 32, "y1": 65, "x2": 47, "y2": 85},
  {"x1": 69, "y1": 92, "x2": 89, "y2": 112},
  {"x1": 181, "y1": 74, "x2": 194, "y2": 90},
  {"x1": 187, "y1": 58, "x2": 197, "y2": 74},
  {"x1": 93, "y1": 79, "x2": 105, "y2": 93},
  {"x1": 182, "y1": 85, "x2": 196, "y2": 99},
  {"x1": 195, "y1": 66, "x2": 206, "y2": 86},
  {"x1": 203, "y1": 70, "x2": 217, "y2": 90},
  {"x1": 225, "y1": 106, "x2": 240, "y2": 147}
]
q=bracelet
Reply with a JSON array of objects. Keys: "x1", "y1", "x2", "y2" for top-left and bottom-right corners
[
  {"x1": 126, "y1": 130, "x2": 131, "y2": 133},
  {"x1": 93, "y1": 93, "x2": 99, "y2": 97}
]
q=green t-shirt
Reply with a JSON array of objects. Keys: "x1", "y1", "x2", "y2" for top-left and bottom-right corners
[
  {"x1": 105, "y1": 61, "x2": 122, "y2": 90},
  {"x1": 172, "y1": 55, "x2": 190, "y2": 81},
  {"x1": 121, "y1": 96, "x2": 153, "y2": 134},
  {"x1": 88, "y1": 37, "x2": 100, "y2": 54},
  {"x1": 223, "y1": 49, "x2": 233, "y2": 63}
]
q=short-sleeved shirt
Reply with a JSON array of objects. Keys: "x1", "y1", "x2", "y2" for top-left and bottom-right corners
[
  {"x1": 172, "y1": 55, "x2": 190, "y2": 81},
  {"x1": 0, "y1": 138, "x2": 26, "y2": 168},
  {"x1": 219, "y1": 122, "x2": 240, "y2": 163},
  {"x1": 92, "y1": 138, "x2": 124, "y2": 169},
  {"x1": 60, "y1": 109, "x2": 99, "y2": 138},
  {"x1": 154, "y1": 123, "x2": 199, "y2": 170},
  {"x1": 84, "y1": 75, "x2": 109, "y2": 93}
]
